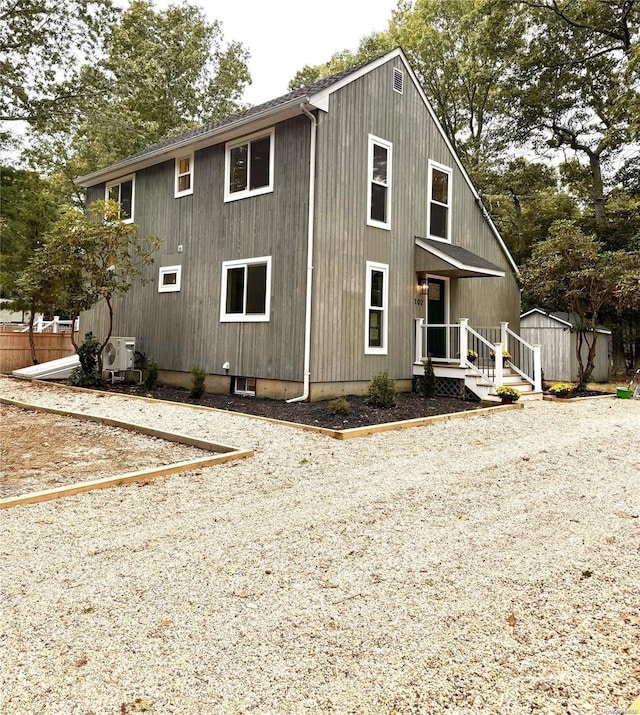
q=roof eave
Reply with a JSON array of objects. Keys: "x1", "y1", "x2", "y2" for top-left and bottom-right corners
[{"x1": 77, "y1": 96, "x2": 310, "y2": 187}]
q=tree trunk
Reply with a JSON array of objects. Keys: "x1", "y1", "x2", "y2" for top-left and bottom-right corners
[
  {"x1": 27, "y1": 308, "x2": 38, "y2": 365},
  {"x1": 589, "y1": 151, "x2": 606, "y2": 225}
]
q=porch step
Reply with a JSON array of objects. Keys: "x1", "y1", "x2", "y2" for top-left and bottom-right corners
[{"x1": 426, "y1": 362, "x2": 543, "y2": 402}]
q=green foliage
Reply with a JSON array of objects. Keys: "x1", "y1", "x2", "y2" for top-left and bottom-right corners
[
  {"x1": 25, "y1": 0, "x2": 251, "y2": 204},
  {"x1": 366, "y1": 371, "x2": 398, "y2": 408},
  {"x1": 190, "y1": 365, "x2": 207, "y2": 399},
  {"x1": 144, "y1": 359, "x2": 159, "y2": 390},
  {"x1": 327, "y1": 397, "x2": 351, "y2": 416},
  {"x1": 68, "y1": 333, "x2": 102, "y2": 387},
  {"x1": 418, "y1": 355, "x2": 436, "y2": 399}
]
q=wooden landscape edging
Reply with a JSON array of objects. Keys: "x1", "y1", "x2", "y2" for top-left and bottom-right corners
[{"x1": 0, "y1": 397, "x2": 253, "y2": 509}]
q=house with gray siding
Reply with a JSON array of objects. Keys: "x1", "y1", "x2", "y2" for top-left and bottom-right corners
[{"x1": 78, "y1": 48, "x2": 542, "y2": 401}]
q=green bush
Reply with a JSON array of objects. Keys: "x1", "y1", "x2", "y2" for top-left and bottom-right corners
[
  {"x1": 366, "y1": 370, "x2": 397, "y2": 408},
  {"x1": 418, "y1": 355, "x2": 436, "y2": 399},
  {"x1": 327, "y1": 396, "x2": 351, "y2": 415},
  {"x1": 145, "y1": 359, "x2": 159, "y2": 390},
  {"x1": 190, "y1": 365, "x2": 207, "y2": 399},
  {"x1": 68, "y1": 333, "x2": 101, "y2": 387}
]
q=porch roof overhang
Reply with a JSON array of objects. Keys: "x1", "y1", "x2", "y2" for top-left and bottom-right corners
[{"x1": 415, "y1": 237, "x2": 505, "y2": 278}]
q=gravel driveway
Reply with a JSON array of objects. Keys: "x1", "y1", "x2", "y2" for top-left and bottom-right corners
[{"x1": 1, "y1": 377, "x2": 639, "y2": 714}]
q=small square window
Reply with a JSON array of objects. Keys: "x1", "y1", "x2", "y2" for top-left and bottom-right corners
[
  {"x1": 158, "y1": 265, "x2": 182, "y2": 293},
  {"x1": 234, "y1": 376, "x2": 256, "y2": 396}
]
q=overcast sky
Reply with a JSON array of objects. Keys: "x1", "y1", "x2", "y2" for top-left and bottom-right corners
[{"x1": 193, "y1": 0, "x2": 398, "y2": 105}]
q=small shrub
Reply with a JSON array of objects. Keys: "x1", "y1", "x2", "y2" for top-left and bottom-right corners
[
  {"x1": 145, "y1": 359, "x2": 159, "y2": 390},
  {"x1": 366, "y1": 370, "x2": 397, "y2": 408},
  {"x1": 190, "y1": 365, "x2": 207, "y2": 399},
  {"x1": 327, "y1": 396, "x2": 351, "y2": 416},
  {"x1": 68, "y1": 333, "x2": 101, "y2": 387},
  {"x1": 418, "y1": 355, "x2": 436, "y2": 399}
]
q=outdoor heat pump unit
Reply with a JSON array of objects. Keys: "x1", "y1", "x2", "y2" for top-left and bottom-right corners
[{"x1": 103, "y1": 337, "x2": 136, "y2": 372}]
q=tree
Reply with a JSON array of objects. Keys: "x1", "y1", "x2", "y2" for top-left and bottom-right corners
[
  {"x1": 24, "y1": 0, "x2": 251, "y2": 205},
  {"x1": 23, "y1": 200, "x2": 160, "y2": 370},
  {"x1": 0, "y1": 166, "x2": 57, "y2": 299},
  {"x1": 522, "y1": 220, "x2": 639, "y2": 387},
  {"x1": 0, "y1": 0, "x2": 115, "y2": 127}
]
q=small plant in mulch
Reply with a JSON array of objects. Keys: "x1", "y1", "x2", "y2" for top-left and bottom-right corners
[
  {"x1": 418, "y1": 355, "x2": 436, "y2": 399},
  {"x1": 68, "y1": 333, "x2": 102, "y2": 387},
  {"x1": 327, "y1": 397, "x2": 351, "y2": 416},
  {"x1": 366, "y1": 370, "x2": 398, "y2": 408},
  {"x1": 144, "y1": 359, "x2": 159, "y2": 390},
  {"x1": 548, "y1": 382, "x2": 573, "y2": 397},
  {"x1": 189, "y1": 365, "x2": 207, "y2": 399}
]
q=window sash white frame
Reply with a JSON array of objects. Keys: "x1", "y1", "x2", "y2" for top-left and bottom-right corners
[
  {"x1": 224, "y1": 128, "x2": 275, "y2": 202},
  {"x1": 234, "y1": 376, "x2": 256, "y2": 396},
  {"x1": 174, "y1": 154, "x2": 194, "y2": 198},
  {"x1": 367, "y1": 134, "x2": 392, "y2": 230},
  {"x1": 364, "y1": 261, "x2": 389, "y2": 355},
  {"x1": 105, "y1": 174, "x2": 135, "y2": 223},
  {"x1": 427, "y1": 159, "x2": 452, "y2": 242},
  {"x1": 220, "y1": 255, "x2": 272, "y2": 322},
  {"x1": 158, "y1": 265, "x2": 182, "y2": 293}
]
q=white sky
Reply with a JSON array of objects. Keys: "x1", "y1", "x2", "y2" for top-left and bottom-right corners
[{"x1": 190, "y1": 0, "x2": 398, "y2": 105}]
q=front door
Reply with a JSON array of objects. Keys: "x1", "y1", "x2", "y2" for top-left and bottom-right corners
[{"x1": 427, "y1": 277, "x2": 447, "y2": 358}]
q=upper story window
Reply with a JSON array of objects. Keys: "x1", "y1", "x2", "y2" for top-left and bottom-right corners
[
  {"x1": 428, "y1": 160, "x2": 452, "y2": 241},
  {"x1": 224, "y1": 128, "x2": 274, "y2": 202},
  {"x1": 365, "y1": 261, "x2": 389, "y2": 355},
  {"x1": 367, "y1": 134, "x2": 392, "y2": 230},
  {"x1": 175, "y1": 155, "x2": 193, "y2": 197},
  {"x1": 220, "y1": 256, "x2": 271, "y2": 322},
  {"x1": 105, "y1": 175, "x2": 134, "y2": 222},
  {"x1": 158, "y1": 265, "x2": 182, "y2": 293}
]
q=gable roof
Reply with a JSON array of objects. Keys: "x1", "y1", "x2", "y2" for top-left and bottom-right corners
[
  {"x1": 520, "y1": 309, "x2": 611, "y2": 334},
  {"x1": 77, "y1": 47, "x2": 518, "y2": 274}
]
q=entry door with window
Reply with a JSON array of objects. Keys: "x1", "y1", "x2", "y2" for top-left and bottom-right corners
[{"x1": 427, "y1": 278, "x2": 447, "y2": 358}]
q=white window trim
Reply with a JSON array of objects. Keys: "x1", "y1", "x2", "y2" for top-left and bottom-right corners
[
  {"x1": 427, "y1": 159, "x2": 452, "y2": 243},
  {"x1": 220, "y1": 255, "x2": 272, "y2": 322},
  {"x1": 105, "y1": 174, "x2": 135, "y2": 223},
  {"x1": 364, "y1": 261, "x2": 389, "y2": 355},
  {"x1": 234, "y1": 376, "x2": 256, "y2": 396},
  {"x1": 158, "y1": 265, "x2": 182, "y2": 293},
  {"x1": 224, "y1": 128, "x2": 275, "y2": 203},
  {"x1": 367, "y1": 134, "x2": 392, "y2": 230},
  {"x1": 174, "y1": 154, "x2": 194, "y2": 198}
]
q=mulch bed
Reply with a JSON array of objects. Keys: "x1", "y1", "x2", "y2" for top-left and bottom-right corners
[{"x1": 94, "y1": 383, "x2": 487, "y2": 430}]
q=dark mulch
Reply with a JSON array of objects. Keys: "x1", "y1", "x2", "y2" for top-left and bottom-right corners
[{"x1": 94, "y1": 382, "x2": 487, "y2": 430}]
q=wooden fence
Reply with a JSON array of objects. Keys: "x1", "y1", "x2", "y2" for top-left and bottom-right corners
[{"x1": 0, "y1": 328, "x2": 77, "y2": 373}]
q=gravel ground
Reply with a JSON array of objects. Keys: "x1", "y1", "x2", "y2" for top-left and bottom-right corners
[{"x1": 1, "y1": 376, "x2": 639, "y2": 715}]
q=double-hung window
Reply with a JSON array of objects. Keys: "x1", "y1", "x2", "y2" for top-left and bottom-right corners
[
  {"x1": 225, "y1": 129, "x2": 274, "y2": 202},
  {"x1": 175, "y1": 155, "x2": 193, "y2": 197},
  {"x1": 367, "y1": 135, "x2": 392, "y2": 229},
  {"x1": 220, "y1": 256, "x2": 271, "y2": 322},
  {"x1": 105, "y1": 175, "x2": 134, "y2": 222},
  {"x1": 428, "y1": 160, "x2": 452, "y2": 241},
  {"x1": 365, "y1": 261, "x2": 389, "y2": 354}
]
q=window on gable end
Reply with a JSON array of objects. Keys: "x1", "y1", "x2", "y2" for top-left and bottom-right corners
[
  {"x1": 175, "y1": 154, "x2": 193, "y2": 197},
  {"x1": 365, "y1": 261, "x2": 389, "y2": 354},
  {"x1": 428, "y1": 160, "x2": 452, "y2": 241},
  {"x1": 106, "y1": 175, "x2": 135, "y2": 222},
  {"x1": 367, "y1": 135, "x2": 392, "y2": 230},
  {"x1": 225, "y1": 129, "x2": 274, "y2": 202}
]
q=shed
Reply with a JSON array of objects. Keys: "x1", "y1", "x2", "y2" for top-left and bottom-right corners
[{"x1": 520, "y1": 309, "x2": 611, "y2": 383}]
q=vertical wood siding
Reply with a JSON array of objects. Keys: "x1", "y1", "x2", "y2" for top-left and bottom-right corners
[
  {"x1": 82, "y1": 117, "x2": 311, "y2": 380},
  {"x1": 311, "y1": 59, "x2": 520, "y2": 383}
]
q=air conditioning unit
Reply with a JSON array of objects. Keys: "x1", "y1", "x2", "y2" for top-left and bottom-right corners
[{"x1": 103, "y1": 337, "x2": 136, "y2": 372}]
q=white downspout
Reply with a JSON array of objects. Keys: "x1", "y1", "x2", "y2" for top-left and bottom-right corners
[{"x1": 287, "y1": 103, "x2": 317, "y2": 403}]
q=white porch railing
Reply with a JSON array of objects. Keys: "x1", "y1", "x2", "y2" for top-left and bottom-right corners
[
  {"x1": 415, "y1": 318, "x2": 542, "y2": 392},
  {"x1": 19, "y1": 316, "x2": 78, "y2": 334}
]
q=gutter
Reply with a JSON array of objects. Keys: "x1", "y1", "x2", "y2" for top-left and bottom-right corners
[{"x1": 287, "y1": 103, "x2": 317, "y2": 403}]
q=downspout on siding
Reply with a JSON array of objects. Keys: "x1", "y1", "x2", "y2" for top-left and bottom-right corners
[{"x1": 287, "y1": 104, "x2": 317, "y2": 403}]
